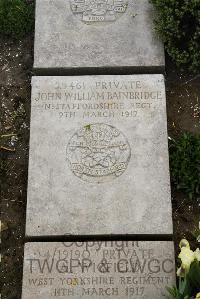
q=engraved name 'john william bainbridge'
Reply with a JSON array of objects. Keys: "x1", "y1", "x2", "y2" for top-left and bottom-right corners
[
  {"x1": 67, "y1": 123, "x2": 131, "y2": 183},
  {"x1": 70, "y1": 0, "x2": 128, "y2": 23}
]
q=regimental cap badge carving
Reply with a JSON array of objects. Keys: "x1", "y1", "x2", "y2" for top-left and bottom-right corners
[
  {"x1": 70, "y1": 0, "x2": 128, "y2": 24},
  {"x1": 66, "y1": 123, "x2": 131, "y2": 183}
]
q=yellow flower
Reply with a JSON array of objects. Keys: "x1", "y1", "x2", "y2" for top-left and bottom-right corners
[
  {"x1": 178, "y1": 247, "x2": 195, "y2": 272},
  {"x1": 195, "y1": 293, "x2": 200, "y2": 299},
  {"x1": 179, "y1": 239, "x2": 190, "y2": 249},
  {"x1": 194, "y1": 248, "x2": 200, "y2": 262}
]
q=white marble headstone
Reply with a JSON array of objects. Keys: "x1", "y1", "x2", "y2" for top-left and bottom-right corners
[
  {"x1": 22, "y1": 241, "x2": 175, "y2": 299},
  {"x1": 34, "y1": 0, "x2": 165, "y2": 73},
  {"x1": 26, "y1": 75, "x2": 172, "y2": 237}
]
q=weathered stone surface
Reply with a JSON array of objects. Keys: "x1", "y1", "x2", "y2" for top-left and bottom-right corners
[
  {"x1": 34, "y1": 0, "x2": 165, "y2": 73},
  {"x1": 22, "y1": 241, "x2": 175, "y2": 299},
  {"x1": 26, "y1": 75, "x2": 172, "y2": 237}
]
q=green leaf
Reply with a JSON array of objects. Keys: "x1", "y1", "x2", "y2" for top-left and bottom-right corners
[
  {"x1": 192, "y1": 230, "x2": 200, "y2": 239},
  {"x1": 0, "y1": 0, "x2": 35, "y2": 38},
  {"x1": 150, "y1": 0, "x2": 200, "y2": 72},
  {"x1": 187, "y1": 261, "x2": 200, "y2": 291},
  {"x1": 169, "y1": 132, "x2": 200, "y2": 200}
]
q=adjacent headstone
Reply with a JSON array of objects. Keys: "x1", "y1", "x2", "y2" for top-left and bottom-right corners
[
  {"x1": 34, "y1": 0, "x2": 165, "y2": 74},
  {"x1": 26, "y1": 74, "x2": 172, "y2": 237},
  {"x1": 22, "y1": 241, "x2": 175, "y2": 299}
]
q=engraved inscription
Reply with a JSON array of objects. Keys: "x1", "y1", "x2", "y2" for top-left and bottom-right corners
[
  {"x1": 66, "y1": 123, "x2": 131, "y2": 183},
  {"x1": 23, "y1": 242, "x2": 175, "y2": 298},
  {"x1": 32, "y1": 79, "x2": 162, "y2": 120},
  {"x1": 70, "y1": 0, "x2": 128, "y2": 24}
]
